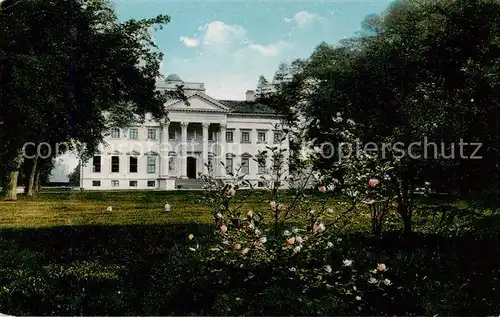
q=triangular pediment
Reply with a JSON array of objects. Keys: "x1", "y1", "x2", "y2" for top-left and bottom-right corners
[{"x1": 166, "y1": 92, "x2": 229, "y2": 112}]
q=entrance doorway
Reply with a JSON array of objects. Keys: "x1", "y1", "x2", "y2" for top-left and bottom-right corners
[{"x1": 187, "y1": 157, "x2": 197, "y2": 179}]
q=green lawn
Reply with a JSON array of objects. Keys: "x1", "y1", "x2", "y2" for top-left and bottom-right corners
[
  {"x1": 0, "y1": 190, "x2": 220, "y2": 228},
  {"x1": 0, "y1": 190, "x2": 348, "y2": 228},
  {"x1": 0, "y1": 190, "x2": 498, "y2": 315}
]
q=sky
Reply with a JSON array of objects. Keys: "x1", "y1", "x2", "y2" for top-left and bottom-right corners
[{"x1": 51, "y1": 0, "x2": 394, "y2": 182}]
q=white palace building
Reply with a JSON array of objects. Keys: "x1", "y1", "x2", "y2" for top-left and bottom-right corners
[{"x1": 80, "y1": 74, "x2": 289, "y2": 190}]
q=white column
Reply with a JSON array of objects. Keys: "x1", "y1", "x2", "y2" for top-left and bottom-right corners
[
  {"x1": 163, "y1": 122, "x2": 170, "y2": 178},
  {"x1": 219, "y1": 124, "x2": 227, "y2": 178},
  {"x1": 180, "y1": 121, "x2": 188, "y2": 179},
  {"x1": 202, "y1": 122, "x2": 209, "y2": 174}
]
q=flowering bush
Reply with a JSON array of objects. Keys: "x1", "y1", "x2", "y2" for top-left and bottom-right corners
[
  {"x1": 194, "y1": 124, "x2": 394, "y2": 314},
  {"x1": 305, "y1": 115, "x2": 402, "y2": 236}
]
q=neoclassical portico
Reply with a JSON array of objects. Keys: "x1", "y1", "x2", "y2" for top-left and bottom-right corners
[
  {"x1": 80, "y1": 74, "x2": 288, "y2": 190},
  {"x1": 158, "y1": 120, "x2": 228, "y2": 179}
]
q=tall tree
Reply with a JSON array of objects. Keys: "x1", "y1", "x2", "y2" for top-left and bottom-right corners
[{"x1": 0, "y1": 0, "x2": 185, "y2": 200}]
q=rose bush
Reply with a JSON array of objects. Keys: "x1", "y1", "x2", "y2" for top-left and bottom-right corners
[{"x1": 193, "y1": 123, "x2": 395, "y2": 314}]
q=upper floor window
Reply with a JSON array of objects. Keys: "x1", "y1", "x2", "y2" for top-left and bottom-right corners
[
  {"x1": 92, "y1": 156, "x2": 101, "y2": 173},
  {"x1": 147, "y1": 156, "x2": 156, "y2": 173},
  {"x1": 129, "y1": 128, "x2": 138, "y2": 140},
  {"x1": 147, "y1": 128, "x2": 157, "y2": 140},
  {"x1": 226, "y1": 131, "x2": 234, "y2": 142},
  {"x1": 241, "y1": 131, "x2": 250, "y2": 143},
  {"x1": 258, "y1": 132, "x2": 266, "y2": 143},
  {"x1": 110, "y1": 128, "x2": 120, "y2": 139},
  {"x1": 111, "y1": 156, "x2": 119, "y2": 173}
]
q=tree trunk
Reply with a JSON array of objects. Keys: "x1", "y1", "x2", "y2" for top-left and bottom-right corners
[
  {"x1": 26, "y1": 154, "x2": 39, "y2": 197},
  {"x1": 4, "y1": 153, "x2": 23, "y2": 201},
  {"x1": 396, "y1": 176, "x2": 414, "y2": 235},
  {"x1": 402, "y1": 211, "x2": 412, "y2": 235},
  {"x1": 34, "y1": 170, "x2": 41, "y2": 195}
]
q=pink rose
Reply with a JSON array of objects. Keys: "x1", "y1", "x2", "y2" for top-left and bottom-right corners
[
  {"x1": 293, "y1": 246, "x2": 301, "y2": 254},
  {"x1": 313, "y1": 223, "x2": 326, "y2": 233},
  {"x1": 377, "y1": 263, "x2": 387, "y2": 271},
  {"x1": 318, "y1": 185, "x2": 326, "y2": 192},
  {"x1": 269, "y1": 201, "x2": 277, "y2": 211},
  {"x1": 287, "y1": 237, "x2": 296, "y2": 245},
  {"x1": 295, "y1": 236, "x2": 303, "y2": 244},
  {"x1": 368, "y1": 179, "x2": 379, "y2": 187},
  {"x1": 220, "y1": 224, "x2": 228, "y2": 235},
  {"x1": 233, "y1": 243, "x2": 241, "y2": 250}
]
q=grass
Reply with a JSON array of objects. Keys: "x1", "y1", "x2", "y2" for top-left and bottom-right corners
[
  {"x1": 0, "y1": 190, "x2": 498, "y2": 315},
  {"x1": 0, "y1": 191, "x2": 216, "y2": 228},
  {"x1": 0, "y1": 189, "x2": 346, "y2": 228}
]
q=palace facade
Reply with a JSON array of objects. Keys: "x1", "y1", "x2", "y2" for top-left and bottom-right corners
[{"x1": 80, "y1": 74, "x2": 289, "y2": 190}]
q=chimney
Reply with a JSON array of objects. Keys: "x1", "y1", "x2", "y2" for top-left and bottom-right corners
[{"x1": 246, "y1": 90, "x2": 255, "y2": 102}]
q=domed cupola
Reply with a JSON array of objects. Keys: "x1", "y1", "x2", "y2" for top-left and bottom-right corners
[{"x1": 165, "y1": 73, "x2": 183, "y2": 84}]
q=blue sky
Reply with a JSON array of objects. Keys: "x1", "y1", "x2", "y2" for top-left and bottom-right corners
[
  {"x1": 52, "y1": 0, "x2": 394, "y2": 181},
  {"x1": 113, "y1": 0, "x2": 394, "y2": 100}
]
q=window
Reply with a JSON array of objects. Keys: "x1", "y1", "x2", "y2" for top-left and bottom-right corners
[
  {"x1": 147, "y1": 181, "x2": 156, "y2": 187},
  {"x1": 226, "y1": 131, "x2": 233, "y2": 142},
  {"x1": 92, "y1": 180, "x2": 101, "y2": 187},
  {"x1": 168, "y1": 157, "x2": 176, "y2": 171},
  {"x1": 147, "y1": 128, "x2": 157, "y2": 140},
  {"x1": 169, "y1": 129, "x2": 176, "y2": 140},
  {"x1": 111, "y1": 156, "x2": 119, "y2": 173},
  {"x1": 129, "y1": 128, "x2": 138, "y2": 140},
  {"x1": 241, "y1": 131, "x2": 250, "y2": 143},
  {"x1": 111, "y1": 180, "x2": 119, "y2": 187},
  {"x1": 241, "y1": 157, "x2": 249, "y2": 174},
  {"x1": 110, "y1": 128, "x2": 120, "y2": 139},
  {"x1": 147, "y1": 156, "x2": 156, "y2": 173},
  {"x1": 258, "y1": 132, "x2": 266, "y2": 143},
  {"x1": 129, "y1": 157, "x2": 138, "y2": 173},
  {"x1": 129, "y1": 180, "x2": 137, "y2": 187},
  {"x1": 226, "y1": 156, "x2": 233, "y2": 174},
  {"x1": 257, "y1": 156, "x2": 266, "y2": 174},
  {"x1": 273, "y1": 132, "x2": 282, "y2": 143},
  {"x1": 92, "y1": 156, "x2": 101, "y2": 173}
]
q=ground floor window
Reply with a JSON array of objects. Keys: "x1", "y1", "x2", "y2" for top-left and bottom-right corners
[
  {"x1": 169, "y1": 157, "x2": 175, "y2": 171},
  {"x1": 92, "y1": 180, "x2": 101, "y2": 187},
  {"x1": 147, "y1": 181, "x2": 156, "y2": 187},
  {"x1": 111, "y1": 180, "x2": 119, "y2": 187},
  {"x1": 129, "y1": 181, "x2": 137, "y2": 187}
]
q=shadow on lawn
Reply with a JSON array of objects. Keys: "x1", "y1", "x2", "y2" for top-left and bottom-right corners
[{"x1": 0, "y1": 224, "x2": 499, "y2": 315}]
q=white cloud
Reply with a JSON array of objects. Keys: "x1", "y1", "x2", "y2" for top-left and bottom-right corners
[
  {"x1": 180, "y1": 36, "x2": 200, "y2": 48},
  {"x1": 200, "y1": 21, "x2": 246, "y2": 46},
  {"x1": 162, "y1": 20, "x2": 291, "y2": 99},
  {"x1": 248, "y1": 41, "x2": 290, "y2": 57},
  {"x1": 284, "y1": 11, "x2": 324, "y2": 28}
]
